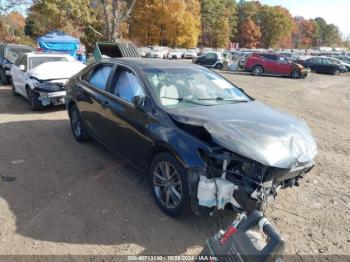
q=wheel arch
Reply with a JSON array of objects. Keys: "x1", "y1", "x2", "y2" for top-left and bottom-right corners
[
  {"x1": 147, "y1": 139, "x2": 207, "y2": 174},
  {"x1": 67, "y1": 100, "x2": 76, "y2": 117},
  {"x1": 252, "y1": 64, "x2": 264, "y2": 72}
]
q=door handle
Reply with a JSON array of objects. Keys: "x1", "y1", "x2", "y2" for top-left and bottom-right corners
[{"x1": 102, "y1": 100, "x2": 110, "y2": 108}]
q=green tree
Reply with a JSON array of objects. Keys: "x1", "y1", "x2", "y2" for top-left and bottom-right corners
[
  {"x1": 323, "y1": 24, "x2": 342, "y2": 46},
  {"x1": 313, "y1": 17, "x2": 342, "y2": 47},
  {"x1": 236, "y1": 0, "x2": 261, "y2": 47},
  {"x1": 257, "y1": 5, "x2": 293, "y2": 48},
  {"x1": 200, "y1": 0, "x2": 237, "y2": 48},
  {"x1": 313, "y1": 17, "x2": 327, "y2": 46}
]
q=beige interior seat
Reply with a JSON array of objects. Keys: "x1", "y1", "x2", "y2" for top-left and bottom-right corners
[{"x1": 159, "y1": 85, "x2": 179, "y2": 106}]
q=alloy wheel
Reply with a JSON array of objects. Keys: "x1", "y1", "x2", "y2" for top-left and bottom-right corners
[
  {"x1": 253, "y1": 66, "x2": 263, "y2": 76},
  {"x1": 71, "y1": 109, "x2": 82, "y2": 138},
  {"x1": 153, "y1": 161, "x2": 183, "y2": 209}
]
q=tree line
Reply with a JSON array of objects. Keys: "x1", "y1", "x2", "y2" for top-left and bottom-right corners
[{"x1": 0, "y1": 0, "x2": 348, "y2": 51}]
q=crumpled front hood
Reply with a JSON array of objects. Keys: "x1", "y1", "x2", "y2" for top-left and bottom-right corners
[
  {"x1": 167, "y1": 101, "x2": 318, "y2": 169},
  {"x1": 29, "y1": 61, "x2": 86, "y2": 81}
]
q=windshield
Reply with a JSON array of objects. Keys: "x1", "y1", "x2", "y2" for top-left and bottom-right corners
[
  {"x1": 5, "y1": 46, "x2": 33, "y2": 62},
  {"x1": 29, "y1": 56, "x2": 69, "y2": 69},
  {"x1": 143, "y1": 67, "x2": 251, "y2": 108}
]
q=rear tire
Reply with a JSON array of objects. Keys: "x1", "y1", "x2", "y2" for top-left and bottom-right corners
[
  {"x1": 252, "y1": 65, "x2": 264, "y2": 76},
  {"x1": 215, "y1": 63, "x2": 223, "y2": 70},
  {"x1": 69, "y1": 104, "x2": 91, "y2": 142},
  {"x1": 0, "y1": 69, "x2": 9, "y2": 85},
  {"x1": 26, "y1": 87, "x2": 43, "y2": 111},
  {"x1": 150, "y1": 152, "x2": 191, "y2": 217}
]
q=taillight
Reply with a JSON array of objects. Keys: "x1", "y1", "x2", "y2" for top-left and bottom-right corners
[{"x1": 220, "y1": 225, "x2": 237, "y2": 245}]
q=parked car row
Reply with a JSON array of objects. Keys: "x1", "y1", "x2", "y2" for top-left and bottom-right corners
[
  {"x1": 138, "y1": 46, "x2": 201, "y2": 60},
  {"x1": 243, "y1": 51, "x2": 350, "y2": 78}
]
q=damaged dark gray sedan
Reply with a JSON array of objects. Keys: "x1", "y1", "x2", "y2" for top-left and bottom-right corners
[{"x1": 66, "y1": 59, "x2": 317, "y2": 217}]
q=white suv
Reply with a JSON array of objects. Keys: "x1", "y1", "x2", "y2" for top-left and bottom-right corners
[{"x1": 11, "y1": 52, "x2": 85, "y2": 110}]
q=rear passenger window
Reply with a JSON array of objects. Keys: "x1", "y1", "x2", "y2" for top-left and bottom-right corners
[
  {"x1": 263, "y1": 54, "x2": 277, "y2": 61},
  {"x1": 89, "y1": 65, "x2": 113, "y2": 90}
]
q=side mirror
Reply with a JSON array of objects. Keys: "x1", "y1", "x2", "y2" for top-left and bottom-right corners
[
  {"x1": 132, "y1": 95, "x2": 145, "y2": 110},
  {"x1": 19, "y1": 65, "x2": 26, "y2": 71}
]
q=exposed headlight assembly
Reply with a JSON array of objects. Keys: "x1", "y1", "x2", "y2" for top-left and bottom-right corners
[{"x1": 33, "y1": 81, "x2": 65, "y2": 93}]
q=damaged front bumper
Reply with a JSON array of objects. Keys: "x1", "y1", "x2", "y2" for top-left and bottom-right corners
[
  {"x1": 32, "y1": 79, "x2": 67, "y2": 106},
  {"x1": 37, "y1": 90, "x2": 66, "y2": 106},
  {"x1": 188, "y1": 149, "x2": 314, "y2": 214}
]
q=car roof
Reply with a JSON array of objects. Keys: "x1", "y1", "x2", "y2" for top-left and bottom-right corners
[
  {"x1": 1, "y1": 43, "x2": 34, "y2": 49},
  {"x1": 106, "y1": 58, "x2": 201, "y2": 70},
  {"x1": 26, "y1": 52, "x2": 71, "y2": 58}
]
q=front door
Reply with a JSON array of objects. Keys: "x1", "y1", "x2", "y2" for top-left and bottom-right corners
[
  {"x1": 101, "y1": 65, "x2": 154, "y2": 168},
  {"x1": 275, "y1": 55, "x2": 292, "y2": 75},
  {"x1": 11, "y1": 54, "x2": 28, "y2": 96}
]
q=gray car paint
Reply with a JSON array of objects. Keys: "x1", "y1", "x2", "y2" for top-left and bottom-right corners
[{"x1": 167, "y1": 100, "x2": 317, "y2": 170}]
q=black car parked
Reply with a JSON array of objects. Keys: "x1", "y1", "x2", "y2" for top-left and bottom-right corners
[
  {"x1": 66, "y1": 58, "x2": 317, "y2": 217},
  {"x1": 193, "y1": 52, "x2": 224, "y2": 69},
  {"x1": 302, "y1": 57, "x2": 343, "y2": 75},
  {"x1": 0, "y1": 43, "x2": 34, "y2": 84}
]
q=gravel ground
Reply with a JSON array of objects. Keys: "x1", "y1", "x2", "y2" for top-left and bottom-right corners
[{"x1": 0, "y1": 71, "x2": 349, "y2": 258}]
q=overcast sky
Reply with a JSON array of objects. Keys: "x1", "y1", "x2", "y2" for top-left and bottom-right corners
[{"x1": 259, "y1": 0, "x2": 350, "y2": 37}]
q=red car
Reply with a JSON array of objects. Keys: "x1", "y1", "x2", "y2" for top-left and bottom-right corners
[{"x1": 245, "y1": 53, "x2": 307, "y2": 79}]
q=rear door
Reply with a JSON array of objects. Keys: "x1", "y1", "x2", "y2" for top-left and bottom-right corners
[{"x1": 77, "y1": 63, "x2": 115, "y2": 140}]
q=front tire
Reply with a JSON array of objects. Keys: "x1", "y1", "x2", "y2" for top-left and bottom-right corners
[
  {"x1": 291, "y1": 69, "x2": 301, "y2": 79},
  {"x1": 150, "y1": 152, "x2": 191, "y2": 217},
  {"x1": 26, "y1": 87, "x2": 43, "y2": 111},
  {"x1": 11, "y1": 79, "x2": 19, "y2": 96},
  {"x1": 333, "y1": 68, "x2": 340, "y2": 75},
  {"x1": 69, "y1": 104, "x2": 91, "y2": 142}
]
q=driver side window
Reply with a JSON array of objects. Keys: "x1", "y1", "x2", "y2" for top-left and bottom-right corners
[{"x1": 111, "y1": 66, "x2": 144, "y2": 103}]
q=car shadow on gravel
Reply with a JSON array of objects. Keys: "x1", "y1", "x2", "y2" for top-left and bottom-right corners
[{"x1": 0, "y1": 119, "x2": 234, "y2": 255}]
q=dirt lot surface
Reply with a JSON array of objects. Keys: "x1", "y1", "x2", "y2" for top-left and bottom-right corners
[{"x1": 0, "y1": 71, "x2": 349, "y2": 258}]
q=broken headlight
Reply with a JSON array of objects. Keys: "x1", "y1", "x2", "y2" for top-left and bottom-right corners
[
  {"x1": 198, "y1": 149, "x2": 266, "y2": 184},
  {"x1": 33, "y1": 81, "x2": 65, "y2": 93}
]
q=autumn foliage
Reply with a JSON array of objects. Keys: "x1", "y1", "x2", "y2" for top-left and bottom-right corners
[
  {"x1": 238, "y1": 19, "x2": 261, "y2": 48},
  {"x1": 0, "y1": 0, "x2": 346, "y2": 49},
  {"x1": 129, "y1": 0, "x2": 200, "y2": 48}
]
